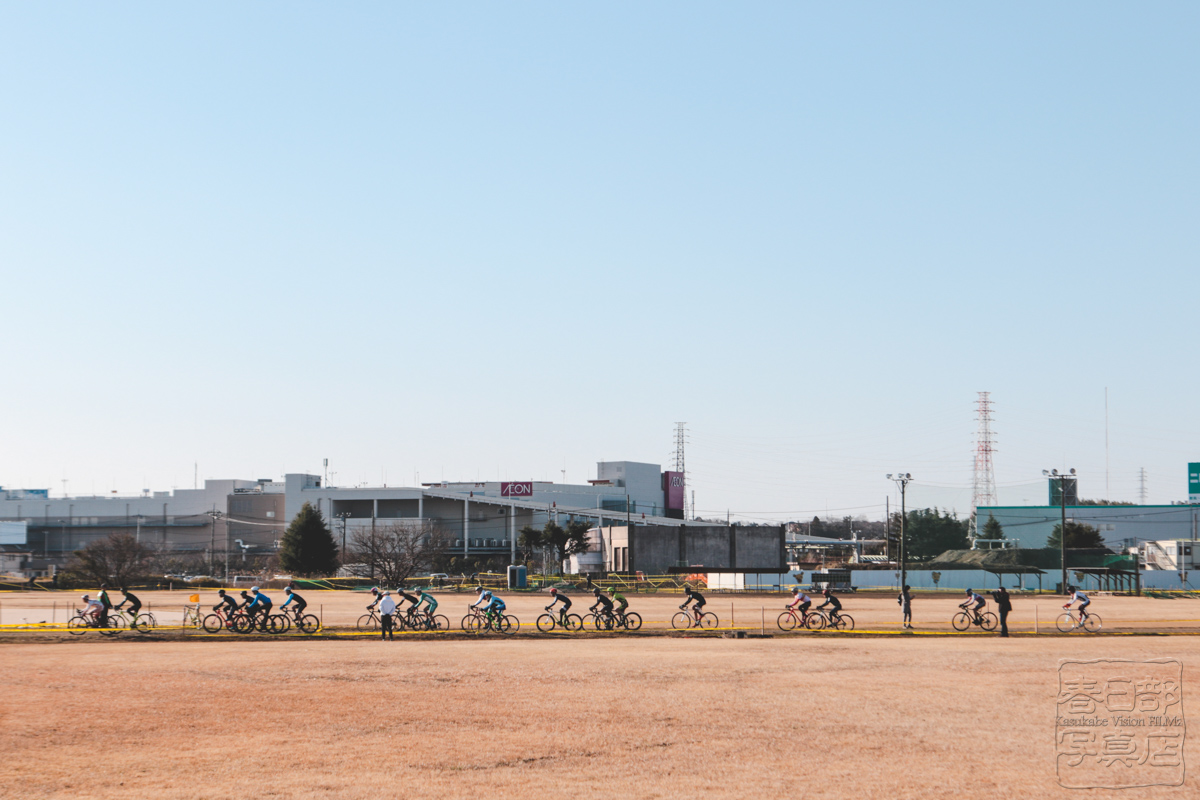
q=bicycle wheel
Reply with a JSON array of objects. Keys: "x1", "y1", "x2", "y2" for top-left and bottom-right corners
[
  {"x1": 358, "y1": 614, "x2": 379, "y2": 632},
  {"x1": 671, "y1": 612, "x2": 692, "y2": 630},
  {"x1": 836, "y1": 614, "x2": 855, "y2": 631},
  {"x1": 1055, "y1": 613, "x2": 1075, "y2": 633},
  {"x1": 979, "y1": 612, "x2": 998, "y2": 632},
  {"x1": 68, "y1": 615, "x2": 89, "y2": 635},
  {"x1": 234, "y1": 615, "x2": 255, "y2": 634},
  {"x1": 462, "y1": 613, "x2": 482, "y2": 632},
  {"x1": 1083, "y1": 614, "x2": 1102, "y2": 633},
  {"x1": 565, "y1": 614, "x2": 584, "y2": 631},
  {"x1": 432, "y1": 615, "x2": 449, "y2": 631},
  {"x1": 503, "y1": 615, "x2": 520, "y2": 634},
  {"x1": 777, "y1": 611, "x2": 798, "y2": 631},
  {"x1": 536, "y1": 614, "x2": 556, "y2": 633},
  {"x1": 134, "y1": 613, "x2": 157, "y2": 633},
  {"x1": 298, "y1": 614, "x2": 321, "y2": 634},
  {"x1": 805, "y1": 612, "x2": 826, "y2": 631},
  {"x1": 202, "y1": 614, "x2": 225, "y2": 633},
  {"x1": 623, "y1": 612, "x2": 642, "y2": 631},
  {"x1": 99, "y1": 615, "x2": 124, "y2": 636},
  {"x1": 951, "y1": 612, "x2": 972, "y2": 631},
  {"x1": 697, "y1": 613, "x2": 718, "y2": 630},
  {"x1": 271, "y1": 614, "x2": 290, "y2": 634}
]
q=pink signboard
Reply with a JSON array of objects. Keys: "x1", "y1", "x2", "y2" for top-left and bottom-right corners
[
  {"x1": 664, "y1": 471, "x2": 685, "y2": 510},
  {"x1": 501, "y1": 482, "x2": 533, "y2": 498}
]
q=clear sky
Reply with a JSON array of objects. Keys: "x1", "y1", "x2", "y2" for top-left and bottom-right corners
[{"x1": 2, "y1": 4, "x2": 1197, "y2": 520}]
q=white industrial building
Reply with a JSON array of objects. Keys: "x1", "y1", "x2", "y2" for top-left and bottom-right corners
[{"x1": 0, "y1": 460, "x2": 709, "y2": 571}]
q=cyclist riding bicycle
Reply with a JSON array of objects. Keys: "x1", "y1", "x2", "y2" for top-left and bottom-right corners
[
  {"x1": 96, "y1": 584, "x2": 113, "y2": 627},
  {"x1": 788, "y1": 588, "x2": 812, "y2": 618},
  {"x1": 280, "y1": 587, "x2": 307, "y2": 615},
  {"x1": 1063, "y1": 585, "x2": 1091, "y2": 620},
  {"x1": 80, "y1": 593, "x2": 104, "y2": 623},
  {"x1": 817, "y1": 588, "x2": 842, "y2": 624},
  {"x1": 681, "y1": 587, "x2": 706, "y2": 621},
  {"x1": 415, "y1": 588, "x2": 438, "y2": 616},
  {"x1": 546, "y1": 587, "x2": 572, "y2": 622},
  {"x1": 610, "y1": 589, "x2": 629, "y2": 622},
  {"x1": 366, "y1": 587, "x2": 383, "y2": 611},
  {"x1": 396, "y1": 588, "x2": 421, "y2": 612},
  {"x1": 114, "y1": 587, "x2": 142, "y2": 618},
  {"x1": 960, "y1": 589, "x2": 986, "y2": 623},
  {"x1": 245, "y1": 586, "x2": 273, "y2": 626},
  {"x1": 471, "y1": 590, "x2": 506, "y2": 624},
  {"x1": 214, "y1": 589, "x2": 238, "y2": 617},
  {"x1": 591, "y1": 588, "x2": 615, "y2": 621}
]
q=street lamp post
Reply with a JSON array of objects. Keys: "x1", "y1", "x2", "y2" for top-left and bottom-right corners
[
  {"x1": 1044, "y1": 469, "x2": 1076, "y2": 595},
  {"x1": 887, "y1": 473, "x2": 913, "y2": 591}
]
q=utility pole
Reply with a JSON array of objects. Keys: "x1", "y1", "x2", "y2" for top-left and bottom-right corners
[
  {"x1": 336, "y1": 512, "x2": 351, "y2": 560},
  {"x1": 1138, "y1": 467, "x2": 1148, "y2": 505},
  {"x1": 1044, "y1": 468, "x2": 1076, "y2": 594},
  {"x1": 887, "y1": 474, "x2": 912, "y2": 591}
]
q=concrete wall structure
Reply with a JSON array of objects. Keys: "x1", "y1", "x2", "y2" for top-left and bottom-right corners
[
  {"x1": 979, "y1": 505, "x2": 1200, "y2": 550},
  {"x1": 601, "y1": 525, "x2": 787, "y2": 574}
]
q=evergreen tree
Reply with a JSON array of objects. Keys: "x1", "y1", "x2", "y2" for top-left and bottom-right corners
[
  {"x1": 904, "y1": 508, "x2": 970, "y2": 561},
  {"x1": 1047, "y1": 521, "x2": 1108, "y2": 551},
  {"x1": 279, "y1": 502, "x2": 340, "y2": 576},
  {"x1": 981, "y1": 515, "x2": 1005, "y2": 540}
]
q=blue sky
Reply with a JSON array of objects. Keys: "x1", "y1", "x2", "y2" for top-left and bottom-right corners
[{"x1": 2, "y1": 4, "x2": 1197, "y2": 519}]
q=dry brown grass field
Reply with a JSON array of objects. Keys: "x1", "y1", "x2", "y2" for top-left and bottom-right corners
[
  {"x1": 2, "y1": 634, "x2": 1197, "y2": 799},
  {"x1": 2, "y1": 588, "x2": 1199, "y2": 798}
]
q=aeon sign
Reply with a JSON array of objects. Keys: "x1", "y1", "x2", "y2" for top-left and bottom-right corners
[
  {"x1": 501, "y1": 482, "x2": 533, "y2": 498},
  {"x1": 664, "y1": 471, "x2": 685, "y2": 510}
]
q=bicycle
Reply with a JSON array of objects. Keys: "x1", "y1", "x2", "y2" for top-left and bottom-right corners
[
  {"x1": 461, "y1": 606, "x2": 486, "y2": 632},
  {"x1": 478, "y1": 607, "x2": 518, "y2": 635},
  {"x1": 591, "y1": 608, "x2": 642, "y2": 631},
  {"x1": 401, "y1": 607, "x2": 448, "y2": 632},
  {"x1": 671, "y1": 604, "x2": 718, "y2": 630},
  {"x1": 203, "y1": 607, "x2": 239, "y2": 633},
  {"x1": 67, "y1": 610, "x2": 122, "y2": 636},
  {"x1": 1057, "y1": 607, "x2": 1102, "y2": 633},
  {"x1": 358, "y1": 607, "x2": 383, "y2": 632},
  {"x1": 952, "y1": 604, "x2": 997, "y2": 632},
  {"x1": 776, "y1": 606, "x2": 821, "y2": 631},
  {"x1": 537, "y1": 606, "x2": 584, "y2": 632},
  {"x1": 112, "y1": 607, "x2": 158, "y2": 634},
  {"x1": 236, "y1": 608, "x2": 284, "y2": 634},
  {"x1": 809, "y1": 608, "x2": 855, "y2": 631},
  {"x1": 181, "y1": 604, "x2": 202, "y2": 630}
]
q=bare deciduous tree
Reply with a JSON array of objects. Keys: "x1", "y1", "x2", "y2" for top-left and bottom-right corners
[
  {"x1": 68, "y1": 533, "x2": 154, "y2": 586},
  {"x1": 348, "y1": 521, "x2": 451, "y2": 586}
]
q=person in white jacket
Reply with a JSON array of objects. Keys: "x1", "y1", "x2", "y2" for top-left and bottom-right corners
[{"x1": 379, "y1": 591, "x2": 397, "y2": 641}]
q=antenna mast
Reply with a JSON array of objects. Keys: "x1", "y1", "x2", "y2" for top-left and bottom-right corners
[
  {"x1": 971, "y1": 392, "x2": 998, "y2": 541},
  {"x1": 1138, "y1": 467, "x2": 1148, "y2": 504}
]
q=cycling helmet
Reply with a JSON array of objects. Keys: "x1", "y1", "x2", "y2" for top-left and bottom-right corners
[
  {"x1": 822, "y1": 588, "x2": 831, "y2": 596},
  {"x1": 482, "y1": 591, "x2": 493, "y2": 599},
  {"x1": 549, "y1": 588, "x2": 558, "y2": 594},
  {"x1": 684, "y1": 586, "x2": 694, "y2": 594},
  {"x1": 218, "y1": 589, "x2": 227, "y2": 596},
  {"x1": 1067, "y1": 585, "x2": 1076, "y2": 592},
  {"x1": 371, "y1": 587, "x2": 380, "y2": 594},
  {"x1": 240, "y1": 590, "x2": 249, "y2": 597},
  {"x1": 383, "y1": 590, "x2": 390, "y2": 596},
  {"x1": 792, "y1": 587, "x2": 802, "y2": 593},
  {"x1": 81, "y1": 594, "x2": 90, "y2": 601},
  {"x1": 285, "y1": 587, "x2": 293, "y2": 594},
  {"x1": 593, "y1": 588, "x2": 602, "y2": 596},
  {"x1": 965, "y1": 589, "x2": 973, "y2": 594},
  {"x1": 100, "y1": 583, "x2": 108, "y2": 589}
]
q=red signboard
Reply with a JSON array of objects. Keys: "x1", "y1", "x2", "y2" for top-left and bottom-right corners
[
  {"x1": 501, "y1": 482, "x2": 533, "y2": 498},
  {"x1": 664, "y1": 471, "x2": 685, "y2": 510}
]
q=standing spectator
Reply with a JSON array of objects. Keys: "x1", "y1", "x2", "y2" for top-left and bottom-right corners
[
  {"x1": 379, "y1": 591, "x2": 396, "y2": 641},
  {"x1": 898, "y1": 585, "x2": 913, "y2": 629},
  {"x1": 991, "y1": 586, "x2": 1012, "y2": 637}
]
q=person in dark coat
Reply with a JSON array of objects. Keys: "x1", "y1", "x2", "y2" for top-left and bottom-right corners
[
  {"x1": 991, "y1": 586, "x2": 1013, "y2": 637},
  {"x1": 898, "y1": 585, "x2": 913, "y2": 629}
]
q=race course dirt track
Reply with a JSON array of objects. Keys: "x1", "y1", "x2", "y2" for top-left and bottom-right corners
[{"x1": 3, "y1": 631, "x2": 1198, "y2": 798}]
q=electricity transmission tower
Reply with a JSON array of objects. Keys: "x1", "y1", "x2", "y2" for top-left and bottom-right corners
[
  {"x1": 672, "y1": 422, "x2": 689, "y2": 519},
  {"x1": 971, "y1": 392, "x2": 998, "y2": 540},
  {"x1": 1138, "y1": 467, "x2": 1148, "y2": 504}
]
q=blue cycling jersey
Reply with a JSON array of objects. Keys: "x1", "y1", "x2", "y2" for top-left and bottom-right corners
[
  {"x1": 486, "y1": 598, "x2": 506, "y2": 611},
  {"x1": 249, "y1": 593, "x2": 271, "y2": 608}
]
